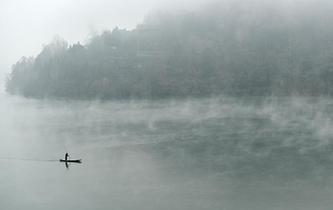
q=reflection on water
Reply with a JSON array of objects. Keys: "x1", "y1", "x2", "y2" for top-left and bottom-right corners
[{"x1": 1, "y1": 94, "x2": 333, "y2": 209}]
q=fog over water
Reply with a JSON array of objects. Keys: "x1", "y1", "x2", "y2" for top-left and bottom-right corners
[
  {"x1": 3, "y1": 0, "x2": 333, "y2": 209},
  {"x1": 2, "y1": 92, "x2": 333, "y2": 209}
]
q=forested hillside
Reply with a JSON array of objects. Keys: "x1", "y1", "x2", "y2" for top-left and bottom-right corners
[{"x1": 6, "y1": 0, "x2": 333, "y2": 99}]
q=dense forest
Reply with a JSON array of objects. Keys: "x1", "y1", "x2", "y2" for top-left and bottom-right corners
[{"x1": 6, "y1": 0, "x2": 333, "y2": 99}]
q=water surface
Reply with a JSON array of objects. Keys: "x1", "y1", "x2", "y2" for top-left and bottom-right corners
[{"x1": 1, "y1": 94, "x2": 333, "y2": 210}]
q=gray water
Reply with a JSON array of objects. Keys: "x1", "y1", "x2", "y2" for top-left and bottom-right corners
[{"x1": 1, "y1": 93, "x2": 333, "y2": 210}]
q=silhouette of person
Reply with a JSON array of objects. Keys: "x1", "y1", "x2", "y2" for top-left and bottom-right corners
[{"x1": 65, "y1": 153, "x2": 69, "y2": 161}]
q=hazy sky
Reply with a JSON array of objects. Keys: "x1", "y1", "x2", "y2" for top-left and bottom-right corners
[{"x1": 0, "y1": 0, "x2": 206, "y2": 85}]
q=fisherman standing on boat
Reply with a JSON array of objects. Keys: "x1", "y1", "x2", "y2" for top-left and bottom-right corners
[{"x1": 65, "y1": 153, "x2": 69, "y2": 161}]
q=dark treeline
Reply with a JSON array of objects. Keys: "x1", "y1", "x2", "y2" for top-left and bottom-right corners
[{"x1": 6, "y1": 0, "x2": 333, "y2": 99}]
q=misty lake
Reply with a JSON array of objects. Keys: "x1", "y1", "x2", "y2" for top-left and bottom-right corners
[{"x1": 2, "y1": 93, "x2": 333, "y2": 210}]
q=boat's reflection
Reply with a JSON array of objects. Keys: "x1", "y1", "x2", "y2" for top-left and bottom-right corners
[{"x1": 60, "y1": 159, "x2": 82, "y2": 169}]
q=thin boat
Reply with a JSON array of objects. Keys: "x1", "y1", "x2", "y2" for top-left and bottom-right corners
[{"x1": 59, "y1": 159, "x2": 82, "y2": 163}]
